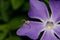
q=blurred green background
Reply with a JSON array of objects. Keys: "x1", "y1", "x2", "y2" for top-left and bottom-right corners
[{"x1": 0, "y1": 0, "x2": 48, "y2": 40}]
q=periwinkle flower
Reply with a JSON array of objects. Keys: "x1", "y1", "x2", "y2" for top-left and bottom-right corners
[{"x1": 16, "y1": 0, "x2": 60, "y2": 40}]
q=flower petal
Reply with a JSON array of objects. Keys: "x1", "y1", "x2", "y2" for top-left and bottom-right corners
[
  {"x1": 49, "y1": 0, "x2": 60, "y2": 23},
  {"x1": 54, "y1": 25, "x2": 60, "y2": 38},
  {"x1": 16, "y1": 21, "x2": 44, "y2": 39},
  {"x1": 28, "y1": 0, "x2": 49, "y2": 21},
  {"x1": 41, "y1": 31, "x2": 58, "y2": 40}
]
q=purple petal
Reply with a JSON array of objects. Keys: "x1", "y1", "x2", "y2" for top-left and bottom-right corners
[
  {"x1": 49, "y1": 1, "x2": 60, "y2": 23},
  {"x1": 16, "y1": 21, "x2": 45, "y2": 39},
  {"x1": 41, "y1": 31, "x2": 58, "y2": 40},
  {"x1": 28, "y1": 0, "x2": 49, "y2": 21},
  {"x1": 54, "y1": 25, "x2": 60, "y2": 38}
]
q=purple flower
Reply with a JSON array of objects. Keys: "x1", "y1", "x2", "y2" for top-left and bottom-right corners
[{"x1": 16, "y1": 0, "x2": 60, "y2": 40}]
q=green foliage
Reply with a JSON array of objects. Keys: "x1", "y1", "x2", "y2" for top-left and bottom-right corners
[
  {"x1": 22, "y1": 2, "x2": 30, "y2": 11},
  {"x1": 0, "y1": 25, "x2": 9, "y2": 40},
  {"x1": 11, "y1": 0, "x2": 24, "y2": 10},
  {"x1": 44, "y1": 0, "x2": 49, "y2": 3},
  {"x1": 9, "y1": 17, "x2": 25, "y2": 30},
  {"x1": 0, "y1": 0, "x2": 10, "y2": 22},
  {"x1": 6, "y1": 36, "x2": 21, "y2": 40}
]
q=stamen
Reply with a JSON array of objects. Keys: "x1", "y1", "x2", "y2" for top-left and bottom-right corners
[
  {"x1": 25, "y1": 21, "x2": 30, "y2": 24},
  {"x1": 23, "y1": 19, "x2": 30, "y2": 24},
  {"x1": 46, "y1": 21, "x2": 54, "y2": 30}
]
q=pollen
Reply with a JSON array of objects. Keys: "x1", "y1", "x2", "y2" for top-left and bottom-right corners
[
  {"x1": 46, "y1": 21, "x2": 54, "y2": 30},
  {"x1": 47, "y1": 24, "x2": 52, "y2": 29}
]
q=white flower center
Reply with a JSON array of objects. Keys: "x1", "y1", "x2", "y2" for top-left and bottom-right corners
[{"x1": 46, "y1": 21, "x2": 54, "y2": 30}]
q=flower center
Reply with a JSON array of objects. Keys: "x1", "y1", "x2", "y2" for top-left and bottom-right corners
[{"x1": 46, "y1": 21, "x2": 54, "y2": 30}]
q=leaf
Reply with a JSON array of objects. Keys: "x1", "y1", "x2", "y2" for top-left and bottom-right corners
[
  {"x1": 22, "y1": 2, "x2": 30, "y2": 11},
  {"x1": 1, "y1": 0, "x2": 10, "y2": 22},
  {"x1": 6, "y1": 36, "x2": 21, "y2": 40},
  {"x1": 0, "y1": 25, "x2": 9, "y2": 40},
  {"x1": 9, "y1": 17, "x2": 25, "y2": 30},
  {"x1": 44, "y1": 0, "x2": 49, "y2": 3},
  {"x1": 11, "y1": 0, "x2": 24, "y2": 10}
]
